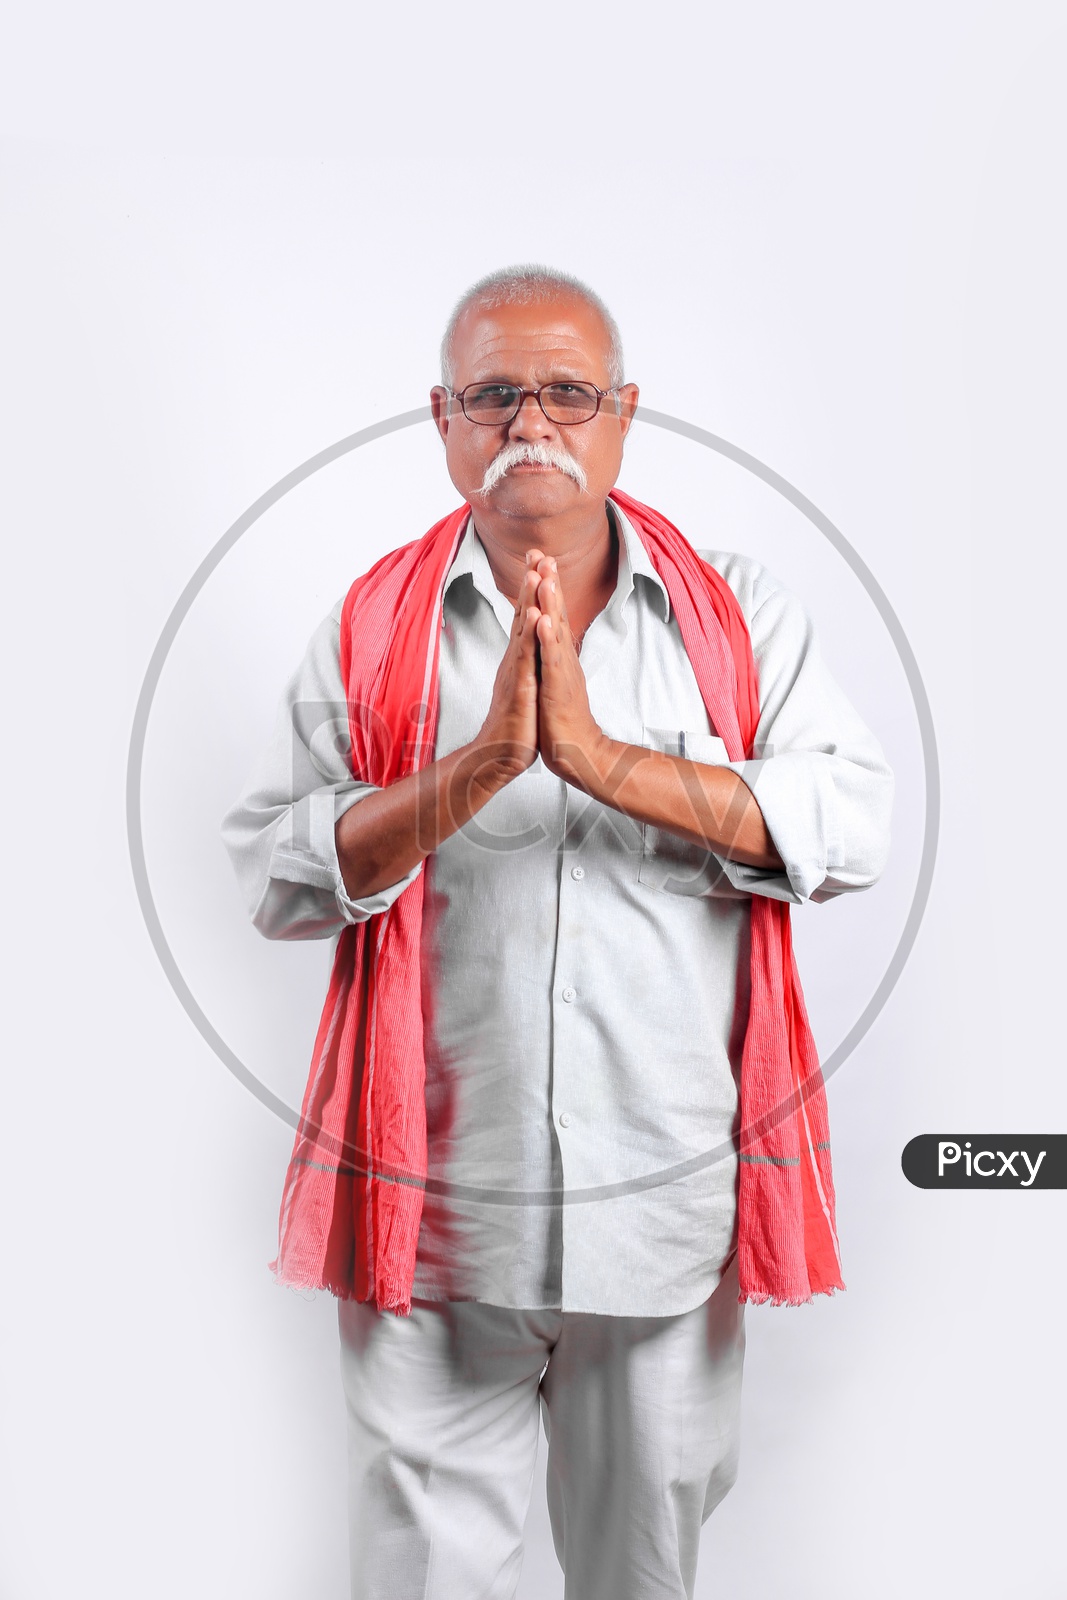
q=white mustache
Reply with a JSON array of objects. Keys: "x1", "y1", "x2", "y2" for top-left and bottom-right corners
[{"x1": 475, "y1": 440, "x2": 588, "y2": 497}]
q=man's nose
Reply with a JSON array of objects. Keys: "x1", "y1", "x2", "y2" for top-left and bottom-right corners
[{"x1": 507, "y1": 392, "x2": 557, "y2": 443}]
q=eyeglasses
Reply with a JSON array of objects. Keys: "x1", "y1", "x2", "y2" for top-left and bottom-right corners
[{"x1": 447, "y1": 381, "x2": 617, "y2": 426}]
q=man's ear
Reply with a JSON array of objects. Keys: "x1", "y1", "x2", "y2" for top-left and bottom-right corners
[
  {"x1": 616, "y1": 383, "x2": 640, "y2": 438},
  {"x1": 430, "y1": 386, "x2": 451, "y2": 443}
]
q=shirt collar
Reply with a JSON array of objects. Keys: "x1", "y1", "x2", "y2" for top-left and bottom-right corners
[
  {"x1": 441, "y1": 514, "x2": 516, "y2": 638},
  {"x1": 607, "y1": 498, "x2": 672, "y2": 623},
  {"x1": 442, "y1": 497, "x2": 672, "y2": 625}
]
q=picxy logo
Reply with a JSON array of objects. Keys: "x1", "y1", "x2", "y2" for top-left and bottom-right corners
[
  {"x1": 937, "y1": 1142, "x2": 1044, "y2": 1185},
  {"x1": 901, "y1": 1135, "x2": 1064, "y2": 1189}
]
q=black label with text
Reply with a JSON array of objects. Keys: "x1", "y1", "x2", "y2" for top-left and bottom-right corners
[{"x1": 901, "y1": 1135, "x2": 1066, "y2": 1189}]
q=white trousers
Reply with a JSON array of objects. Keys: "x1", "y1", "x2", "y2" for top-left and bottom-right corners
[{"x1": 337, "y1": 1254, "x2": 745, "y2": 1600}]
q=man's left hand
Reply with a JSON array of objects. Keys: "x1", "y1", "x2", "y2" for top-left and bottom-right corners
[
  {"x1": 526, "y1": 552, "x2": 782, "y2": 868},
  {"x1": 532, "y1": 556, "x2": 610, "y2": 791}
]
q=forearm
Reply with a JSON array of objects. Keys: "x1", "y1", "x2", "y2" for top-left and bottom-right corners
[
  {"x1": 583, "y1": 736, "x2": 785, "y2": 871},
  {"x1": 335, "y1": 740, "x2": 514, "y2": 899}
]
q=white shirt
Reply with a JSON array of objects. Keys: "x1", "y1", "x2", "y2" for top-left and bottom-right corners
[{"x1": 222, "y1": 503, "x2": 893, "y2": 1315}]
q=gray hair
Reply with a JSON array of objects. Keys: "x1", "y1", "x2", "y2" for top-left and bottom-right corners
[{"x1": 440, "y1": 264, "x2": 625, "y2": 390}]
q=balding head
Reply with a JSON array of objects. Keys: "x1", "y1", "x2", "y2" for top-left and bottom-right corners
[{"x1": 440, "y1": 265, "x2": 625, "y2": 391}]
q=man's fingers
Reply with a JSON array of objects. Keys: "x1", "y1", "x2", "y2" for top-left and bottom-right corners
[
  {"x1": 536, "y1": 578, "x2": 574, "y2": 651},
  {"x1": 534, "y1": 560, "x2": 571, "y2": 622},
  {"x1": 536, "y1": 573, "x2": 562, "y2": 617},
  {"x1": 512, "y1": 568, "x2": 540, "y2": 635},
  {"x1": 536, "y1": 611, "x2": 559, "y2": 658},
  {"x1": 536, "y1": 556, "x2": 562, "y2": 595},
  {"x1": 518, "y1": 604, "x2": 541, "y2": 655}
]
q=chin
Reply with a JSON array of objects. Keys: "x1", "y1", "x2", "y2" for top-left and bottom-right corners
[{"x1": 486, "y1": 475, "x2": 585, "y2": 516}]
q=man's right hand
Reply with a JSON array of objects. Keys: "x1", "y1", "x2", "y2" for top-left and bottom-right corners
[
  {"x1": 335, "y1": 553, "x2": 544, "y2": 901},
  {"x1": 470, "y1": 551, "x2": 543, "y2": 787}
]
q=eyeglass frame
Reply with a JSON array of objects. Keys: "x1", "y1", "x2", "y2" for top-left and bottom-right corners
[{"x1": 444, "y1": 380, "x2": 621, "y2": 426}]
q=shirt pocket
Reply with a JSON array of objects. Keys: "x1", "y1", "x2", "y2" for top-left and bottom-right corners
[{"x1": 636, "y1": 726, "x2": 735, "y2": 897}]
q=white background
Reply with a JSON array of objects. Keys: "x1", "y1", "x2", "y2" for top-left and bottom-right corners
[{"x1": 3, "y1": 3, "x2": 1066, "y2": 1596}]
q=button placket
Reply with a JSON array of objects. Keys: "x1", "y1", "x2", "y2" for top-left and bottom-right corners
[{"x1": 553, "y1": 795, "x2": 586, "y2": 1212}]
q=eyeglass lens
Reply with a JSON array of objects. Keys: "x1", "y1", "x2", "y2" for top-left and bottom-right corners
[{"x1": 461, "y1": 383, "x2": 601, "y2": 424}]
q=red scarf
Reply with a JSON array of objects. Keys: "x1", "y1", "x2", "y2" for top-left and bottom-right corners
[{"x1": 270, "y1": 491, "x2": 843, "y2": 1312}]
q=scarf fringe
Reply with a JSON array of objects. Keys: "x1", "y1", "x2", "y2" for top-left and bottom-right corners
[
  {"x1": 269, "y1": 1256, "x2": 413, "y2": 1313},
  {"x1": 741, "y1": 1281, "x2": 845, "y2": 1308},
  {"x1": 269, "y1": 1259, "x2": 411, "y2": 1312},
  {"x1": 271, "y1": 1258, "x2": 844, "y2": 1313}
]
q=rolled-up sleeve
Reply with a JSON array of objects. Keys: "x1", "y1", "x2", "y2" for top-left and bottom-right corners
[
  {"x1": 703, "y1": 554, "x2": 894, "y2": 905},
  {"x1": 221, "y1": 599, "x2": 423, "y2": 940}
]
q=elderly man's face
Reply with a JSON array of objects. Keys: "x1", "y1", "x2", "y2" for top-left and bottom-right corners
[{"x1": 431, "y1": 295, "x2": 638, "y2": 525}]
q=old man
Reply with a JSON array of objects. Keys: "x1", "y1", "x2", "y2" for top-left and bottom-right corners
[{"x1": 223, "y1": 264, "x2": 893, "y2": 1600}]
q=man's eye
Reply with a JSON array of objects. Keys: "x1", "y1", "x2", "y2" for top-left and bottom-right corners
[
  {"x1": 466, "y1": 385, "x2": 518, "y2": 408},
  {"x1": 543, "y1": 383, "x2": 598, "y2": 413}
]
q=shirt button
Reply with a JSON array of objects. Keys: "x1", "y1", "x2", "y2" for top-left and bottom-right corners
[
  {"x1": 561, "y1": 985, "x2": 577, "y2": 1003},
  {"x1": 570, "y1": 865, "x2": 585, "y2": 881},
  {"x1": 558, "y1": 1112, "x2": 572, "y2": 1128}
]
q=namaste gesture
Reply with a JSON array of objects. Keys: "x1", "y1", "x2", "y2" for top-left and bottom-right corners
[{"x1": 482, "y1": 547, "x2": 610, "y2": 791}]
